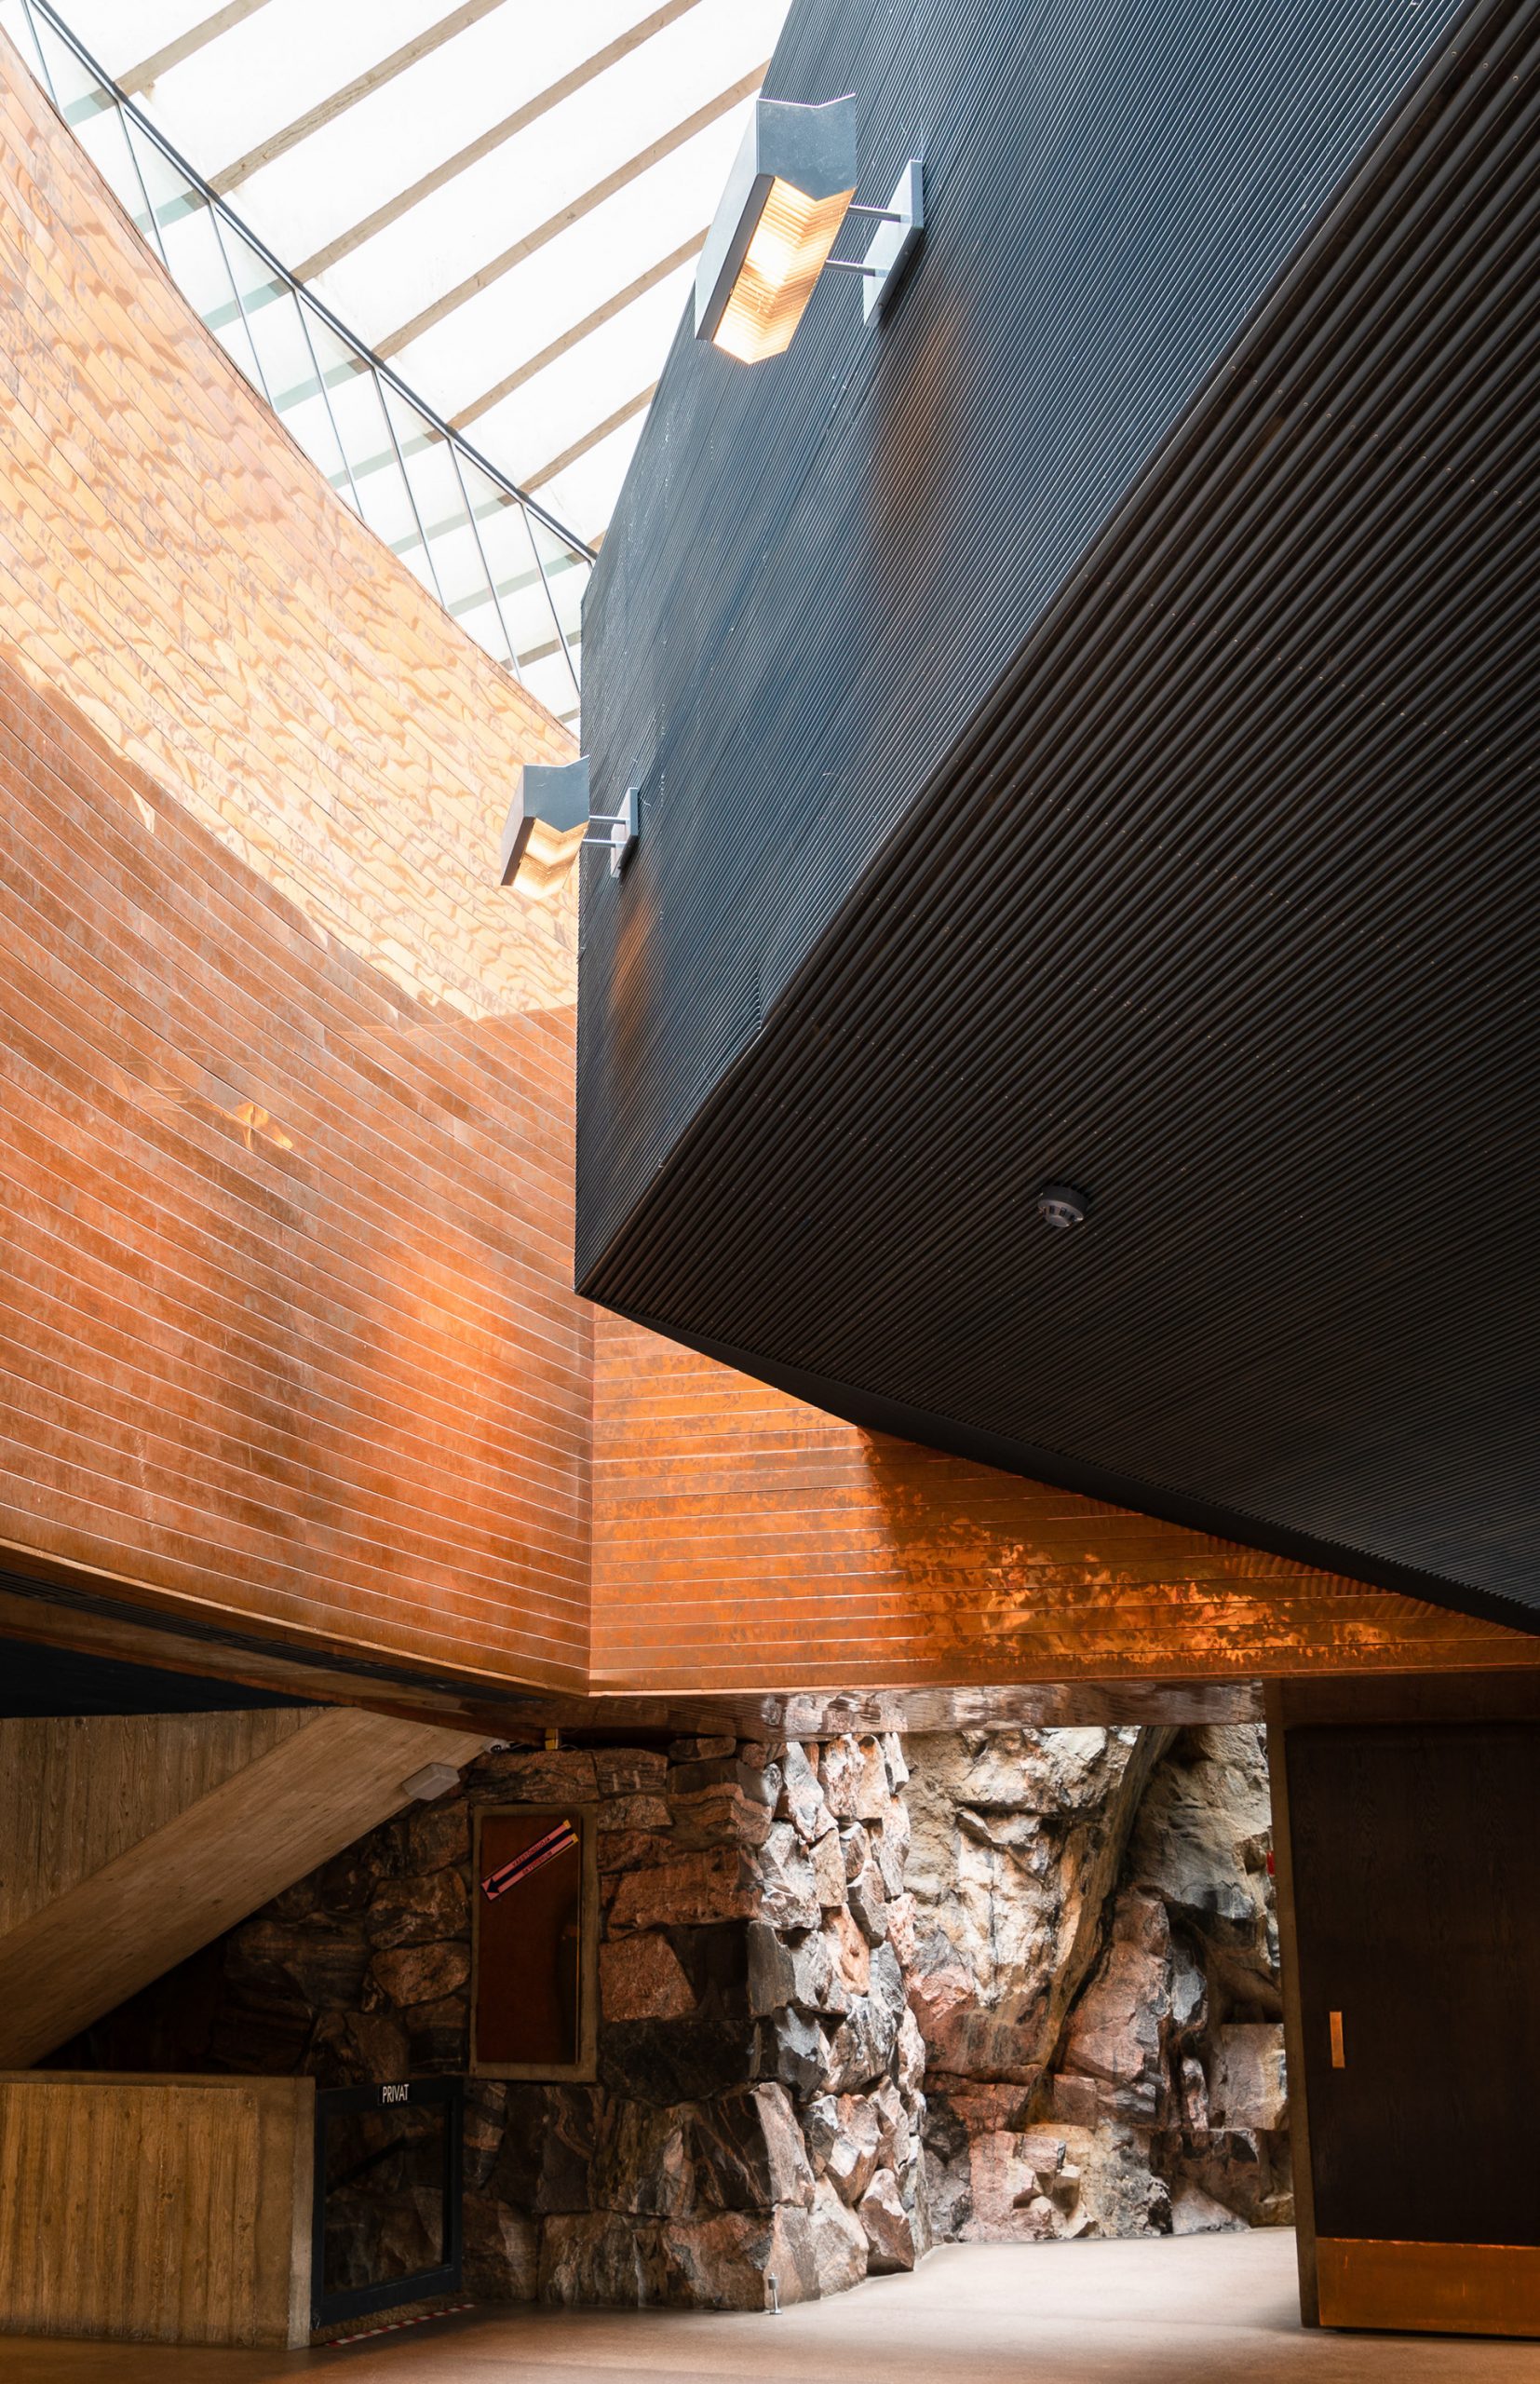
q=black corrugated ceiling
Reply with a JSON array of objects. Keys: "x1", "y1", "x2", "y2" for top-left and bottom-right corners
[{"x1": 578, "y1": 0, "x2": 1540, "y2": 1631}]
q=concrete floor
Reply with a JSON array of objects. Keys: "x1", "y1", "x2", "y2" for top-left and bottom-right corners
[{"x1": 4, "y1": 2235, "x2": 1536, "y2": 2383}]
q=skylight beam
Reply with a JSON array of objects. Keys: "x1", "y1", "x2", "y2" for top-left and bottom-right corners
[
  {"x1": 294, "y1": 0, "x2": 711, "y2": 284},
  {"x1": 209, "y1": 0, "x2": 507, "y2": 196},
  {"x1": 523, "y1": 384, "x2": 658, "y2": 493},
  {"x1": 118, "y1": 0, "x2": 276, "y2": 98},
  {"x1": 452, "y1": 232, "x2": 705, "y2": 430},
  {"x1": 374, "y1": 65, "x2": 765, "y2": 359}
]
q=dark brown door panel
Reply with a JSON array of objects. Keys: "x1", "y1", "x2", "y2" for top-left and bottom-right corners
[{"x1": 1287, "y1": 1722, "x2": 1540, "y2": 2249}]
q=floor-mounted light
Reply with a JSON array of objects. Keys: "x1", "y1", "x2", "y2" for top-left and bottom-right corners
[
  {"x1": 498, "y1": 758, "x2": 636, "y2": 896},
  {"x1": 695, "y1": 95, "x2": 923, "y2": 365}
]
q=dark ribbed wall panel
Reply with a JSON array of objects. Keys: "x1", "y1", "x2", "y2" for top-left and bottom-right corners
[
  {"x1": 579, "y1": 0, "x2": 1540, "y2": 1629},
  {"x1": 579, "y1": 0, "x2": 1468, "y2": 1275}
]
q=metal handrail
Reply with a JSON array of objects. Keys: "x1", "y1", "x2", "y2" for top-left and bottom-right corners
[
  {"x1": 8, "y1": 0, "x2": 594, "y2": 717},
  {"x1": 20, "y1": 0, "x2": 596, "y2": 569}
]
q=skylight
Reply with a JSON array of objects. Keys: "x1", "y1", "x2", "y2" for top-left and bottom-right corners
[{"x1": 5, "y1": 0, "x2": 794, "y2": 722}]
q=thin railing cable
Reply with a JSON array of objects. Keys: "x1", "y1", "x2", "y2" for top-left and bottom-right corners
[
  {"x1": 13, "y1": 0, "x2": 599, "y2": 673},
  {"x1": 20, "y1": 0, "x2": 595, "y2": 563}
]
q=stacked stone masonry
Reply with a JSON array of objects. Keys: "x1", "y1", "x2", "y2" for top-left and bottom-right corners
[
  {"x1": 61, "y1": 1723, "x2": 1285, "y2": 2307},
  {"x1": 507, "y1": 1729, "x2": 931, "y2": 2308},
  {"x1": 64, "y1": 1731, "x2": 928, "y2": 2310}
]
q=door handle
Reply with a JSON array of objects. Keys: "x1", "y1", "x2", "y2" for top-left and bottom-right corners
[{"x1": 1329, "y1": 2009, "x2": 1345, "y2": 2069}]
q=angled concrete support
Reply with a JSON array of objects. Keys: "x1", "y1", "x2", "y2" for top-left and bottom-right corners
[{"x1": 0, "y1": 1708, "x2": 483, "y2": 2067}]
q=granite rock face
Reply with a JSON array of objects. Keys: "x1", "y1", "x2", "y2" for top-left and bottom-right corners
[
  {"x1": 474, "y1": 1730, "x2": 931, "y2": 2305},
  {"x1": 486, "y1": 1727, "x2": 931, "y2": 2307},
  {"x1": 72, "y1": 1728, "x2": 929, "y2": 2312},
  {"x1": 908, "y1": 1724, "x2": 1290, "y2": 2241},
  {"x1": 67, "y1": 1714, "x2": 1286, "y2": 2294}
]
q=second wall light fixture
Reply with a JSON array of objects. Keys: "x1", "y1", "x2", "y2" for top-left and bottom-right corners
[
  {"x1": 499, "y1": 758, "x2": 636, "y2": 897},
  {"x1": 695, "y1": 95, "x2": 924, "y2": 365}
]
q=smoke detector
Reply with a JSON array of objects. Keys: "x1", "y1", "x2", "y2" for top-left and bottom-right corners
[{"x1": 1036, "y1": 1183, "x2": 1090, "y2": 1231}]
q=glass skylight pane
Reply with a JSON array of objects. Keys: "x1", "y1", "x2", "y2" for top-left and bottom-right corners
[
  {"x1": 292, "y1": 306, "x2": 373, "y2": 512},
  {"x1": 57, "y1": 2, "x2": 207, "y2": 78},
  {"x1": 526, "y1": 517, "x2": 585, "y2": 703},
  {"x1": 381, "y1": 108, "x2": 750, "y2": 438},
  {"x1": 217, "y1": 221, "x2": 352, "y2": 491},
  {"x1": 47, "y1": 84, "x2": 168, "y2": 261},
  {"x1": 466, "y1": 487, "x2": 560, "y2": 684},
  {"x1": 27, "y1": 5, "x2": 112, "y2": 126},
  {"x1": 74, "y1": 102, "x2": 157, "y2": 240},
  {"x1": 382, "y1": 385, "x2": 464, "y2": 522},
  {"x1": 429, "y1": 508, "x2": 499, "y2": 620},
  {"x1": 454, "y1": 589, "x2": 513, "y2": 668},
  {"x1": 0, "y1": 0, "x2": 51, "y2": 84},
  {"x1": 520, "y1": 645, "x2": 582, "y2": 722},
  {"x1": 317, "y1": 32, "x2": 763, "y2": 359},
  {"x1": 22, "y1": 0, "x2": 794, "y2": 711},
  {"x1": 233, "y1": 0, "x2": 652, "y2": 261},
  {"x1": 214, "y1": 215, "x2": 289, "y2": 326},
  {"x1": 122, "y1": 121, "x2": 267, "y2": 388},
  {"x1": 372, "y1": 488, "x2": 439, "y2": 592},
  {"x1": 530, "y1": 520, "x2": 587, "y2": 642},
  {"x1": 6, "y1": 8, "x2": 169, "y2": 260},
  {"x1": 122, "y1": 0, "x2": 445, "y2": 196},
  {"x1": 542, "y1": 416, "x2": 652, "y2": 549},
  {"x1": 323, "y1": 368, "x2": 429, "y2": 572},
  {"x1": 377, "y1": 385, "x2": 511, "y2": 656}
]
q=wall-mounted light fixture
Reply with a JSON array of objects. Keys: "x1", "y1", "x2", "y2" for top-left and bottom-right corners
[
  {"x1": 695, "y1": 95, "x2": 923, "y2": 365},
  {"x1": 858, "y1": 158, "x2": 925, "y2": 324},
  {"x1": 498, "y1": 758, "x2": 636, "y2": 895}
]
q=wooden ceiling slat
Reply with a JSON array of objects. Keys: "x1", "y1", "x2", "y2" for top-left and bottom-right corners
[
  {"x1": 523, "y1": 384, "x2": 658, "y2": 493},
  {"x1": 117, "y1": 0, "x2": 277, "y2": 98},
  {"x1": 452, "y1": 231, "x2": 705, "y2": 430},
  {"x1": 374, "y1": 64, "x2": 764, "y2": 359},
  {"x1": 209, "y1": 0, "x2": 509, "y2": 195}
]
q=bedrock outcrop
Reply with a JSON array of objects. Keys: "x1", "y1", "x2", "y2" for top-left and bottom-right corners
[
  {"x1": 64, "y1": 1716, "x2": 1287, "y2": 2296},
  {"x1": 464, "y1": 1732, "x2": 933, "y2": 2306},
  {"x1": 907, "y1": 1723, "x2": 1290, "y2": 2241}
]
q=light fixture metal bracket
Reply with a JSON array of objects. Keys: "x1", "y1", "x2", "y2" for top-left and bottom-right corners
[
  {"x1": 860, "y1": 159, "x2": 925, "y2": 322},
  {"x1": 586, "y1": 786, "x2": 638, "y2": 877}
]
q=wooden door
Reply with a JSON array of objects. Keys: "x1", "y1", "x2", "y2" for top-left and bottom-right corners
[{"x1": 1287, "y1": 1722, "x2": 1540, "y2": 2335}]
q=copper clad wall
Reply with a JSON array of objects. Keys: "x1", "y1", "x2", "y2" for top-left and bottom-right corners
[
  {"x1": 0, "y1": 36, "x2": 590, "y2": 1689},
  {"x1": 591, "y1": 1316, "x2": 1539, "y2": 1695}
]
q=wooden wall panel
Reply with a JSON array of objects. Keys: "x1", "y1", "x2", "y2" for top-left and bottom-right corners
[
  {"x1": 0, "y1": 38, "x2": 591, "y2": 1692},
  {"x1": 0, "y1": 1710, "x2": 306, "y2": 1933},
  {"x1": 591, "y1": 1317, "x2": 1540, "y2": 1692},
  {"x1": 0, "y1": 2073, "x2": 312, "y2": 2347},
  {"x1": 0, "y1": 1708, "x2": 486, "y2": 2066}
]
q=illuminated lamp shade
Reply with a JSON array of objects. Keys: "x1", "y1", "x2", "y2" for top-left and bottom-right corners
[
  {"x1": 696, "y1": 95, "x2": 858, "y2": 364},
  {"x1": 499, "y1": 757, "x2": 590, "y2": 900},
  {"x1": 498, "y1": 759, "x2": 638, "y2": 896}
]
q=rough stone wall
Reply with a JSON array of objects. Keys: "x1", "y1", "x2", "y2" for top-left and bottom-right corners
[
  {"x1": 907, "y1": 1723, "x2": 1290, "y2": 2242},
  {"x1": 61, "y1": 1716, "x2": 1286, "y2": 2288},
  {"x1": 63, "y1": 1731, "x2": 928, "y2": 2311},
  {"x1": 542, "y1": 1728, "x2": 931, "y2": 2307}
]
